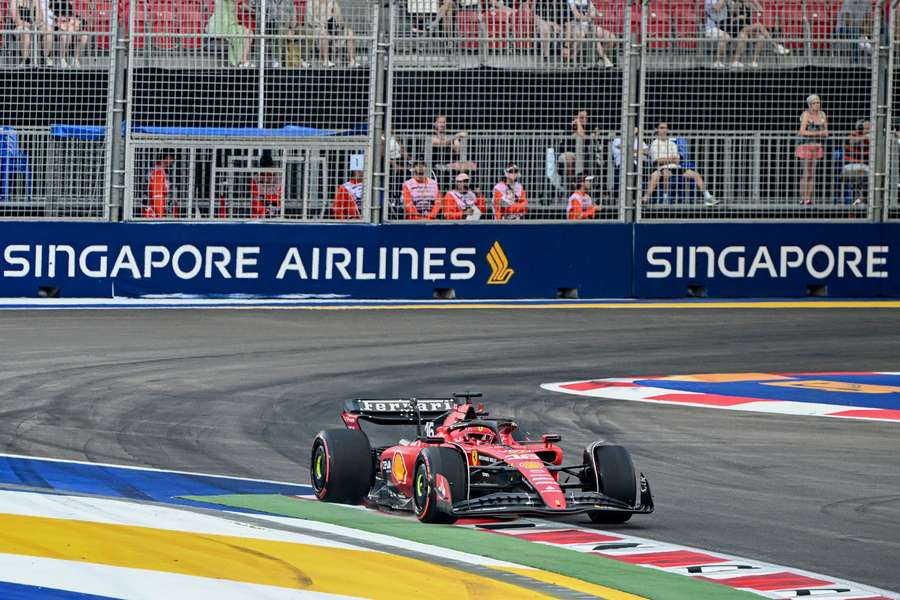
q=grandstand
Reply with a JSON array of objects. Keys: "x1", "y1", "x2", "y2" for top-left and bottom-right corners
[{"x1": 0, "y1": 0, "x2": 896, "y2": 221}]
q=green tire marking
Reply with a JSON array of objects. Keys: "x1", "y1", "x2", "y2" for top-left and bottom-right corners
[{"x1": 182, "y1": 493, "x2": 757, "y2": 600}]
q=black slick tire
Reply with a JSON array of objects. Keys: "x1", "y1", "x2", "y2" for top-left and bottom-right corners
[
  {"x1": 412, "y1": 446, "x2": 467, "y2": 524},
  {"x1": 584, "y1": 443, "x2": 637, "y2": 524},
  {"x1": 310, "y1": 428, "x2": 373, "y2": 504}
]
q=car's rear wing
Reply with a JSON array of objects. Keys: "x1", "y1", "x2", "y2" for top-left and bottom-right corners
[{"x1": 342, "y1": 397, "x2": 465, "y2": 426}]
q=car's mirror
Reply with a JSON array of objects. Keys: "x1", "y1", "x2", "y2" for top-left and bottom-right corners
[{"x1": 542, "y1": 434, "x2": 561, "y2": 444}]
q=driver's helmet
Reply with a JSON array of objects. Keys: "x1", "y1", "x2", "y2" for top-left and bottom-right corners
[{"x1": 461, "y1": 425, "x2": 496, "y2": 444}]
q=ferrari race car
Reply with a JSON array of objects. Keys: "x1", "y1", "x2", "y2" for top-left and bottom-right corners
[{"x1": 310, "y1": 393, "x2": 653, "y2": 524}]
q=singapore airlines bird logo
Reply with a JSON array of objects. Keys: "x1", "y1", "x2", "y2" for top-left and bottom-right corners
[{"x1": 486, "y1": 242, "x2": 514, "y2": 285}]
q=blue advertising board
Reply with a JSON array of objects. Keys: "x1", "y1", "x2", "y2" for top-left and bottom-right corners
[
  {"x1": 633, "y1": 223, "x2": 900, "y2": 298},
  {"x1": 0, "y1": 222, "x2": 897, "y2": 299},
  {"x1": 0, "y1": 223, "x2": 633, "y2": 299}
]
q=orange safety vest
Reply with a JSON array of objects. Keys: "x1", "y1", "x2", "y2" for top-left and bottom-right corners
[
  {"x1": 251, "y1": 174, "x2": 282, "y2": 218},
  {"x1": 492, "y1": 181, "x2": 527, "y2": 220},
  {"x1": 333, "y1": 179, "x2": 364, "y2": 220},
  {"x1": 402, "y1": 177, "x2": 440, "y2": 220},
  {"x1": 143, "y1": 166, "x2": 169, "y2": 218},
  {"x1": 567, "y1": 190, "x2": 596, "y2": 220},
  {"x1": 440, "y1": 189, "x2": 486, "y2": 220}
]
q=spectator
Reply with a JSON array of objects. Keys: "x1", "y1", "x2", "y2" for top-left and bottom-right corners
[
  {"x1": 796, "y1": 94, "x2": 828, "y2": 206},
  {"x1": 729, "y1": 0, "x2": 790, "y2": 68},
  {"x1": 843, "y1": 119, "x2": 870, "y2": 206},
  {"x1": 207, "y1": 0, "x2": 253, "y2": 67},
  {"x1": 564, "y1": 0, "x2": 613, "y2": 68},
  {"x1": 562, "y1": 110, "x2": 599, "y2": 182},
  {"x1": 402, "y1": 158, "x2": 441, "y2": 220},
  {"x1": 11, "y1": 0, "x2": 53, "y2": 67},
  {"x1": 642, "y1": 121, "x2": 717, "y2": 206},
  {"x1": 51, "y1": 0, "x2": 87, "y2": 68},
  {"x1": 252, "y1": 0, "x2": 299, "y2": 68},
  {"x1": 307, "y1": 0, "x2": 359, "y2": 68},
  {"x1": 567, "y1": 173, "x2": 597, "y2": 220},
  {"x1": 431, "y1": 114, "x2": 477, "y2": 187},
  {"x1": 333, "y1": 155, "x2": 365, "y2": 220},
  {"x1": 610, "y1": 127, "x2": 648, "y2": 196},
  {"x1": 250, "y1": 152, "x2": 282, "y2": 218},
  {"x1": 492, "y1": 163, "x2": 528, "y2": 220},
  {"x1": 388, "y1": 135, "x2": 412, "y2": 173},
  {"x1": 533, "y1": 0, "x2": 566, "y2": 62},
  {"x1": 837, "y1": 0, "x2": 873, "y2": 54},
  {"x1": 439, "y1": 172, "x2": 486, "y2": 220},
  {"x1": 705, "y1": 0, "x2": 731, "y2": 69},
  {"x1": 144, "y1": 150, "x2": 175, "y2": 219}
]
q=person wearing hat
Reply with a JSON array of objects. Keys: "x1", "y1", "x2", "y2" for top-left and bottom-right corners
[
  {"x1": 439, "y1": 172, "x2": 486, "y2": 221},
  {"x1": 567, "y1": 173, "x2": 597, "y2": 220},
  {"x1": 333, "y1": 154, "x2": 365, "y2": 220},
  {"x1": 493, "y1": 163, "x2": 528, "y2": 220},
  {"x1": 250, "y1": 152, "x2": 283, "y2": 218},
  {"x1": 402, "y1": 158, "x2": 441, "y2": 220}
]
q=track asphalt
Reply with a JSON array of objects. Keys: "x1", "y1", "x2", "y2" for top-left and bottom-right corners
[{"x1": 0, "y1": 307, "x2": 898, "y2": 592}]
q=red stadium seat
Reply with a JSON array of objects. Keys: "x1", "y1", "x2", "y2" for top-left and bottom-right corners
[
  {"x1": 484, "y1": 9, "x2": 510, "y2": 50},
  {"x1": 512, "y1": 6, "x2": 534, "y2": 50},
  {"x1": 151, "y1": 0, "x2": 178, "y2": 50},
  {"x1": 455, "y1": 9, "x2": 480, "y2": 50},
  {"x1": 595, "y1": 0, "x2": 626, "y2": 37},
  {"x1": 180, "y1": 0, "x2": 207, "y2": 50},
  {"x1": 761, "y1": 0, "x2": 804, "y2": 50},
  {"x1": 671, "y1": 0, "x2": 701, "y2": 49},
  {"x1": 806, "y1": 0, "x2": 836, "y2": 49},
  {"x1": 645, "y1": 3, "x2": 671, "y2": 49}
]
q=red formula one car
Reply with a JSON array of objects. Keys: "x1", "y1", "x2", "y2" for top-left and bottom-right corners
[{"x1": 310, "y1": 393, "x2": 653, "y2": 524}]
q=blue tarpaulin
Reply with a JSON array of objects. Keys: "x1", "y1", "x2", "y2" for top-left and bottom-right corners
[{"x1": 49, "y1": 124, "x2": 367, "y2": 139}]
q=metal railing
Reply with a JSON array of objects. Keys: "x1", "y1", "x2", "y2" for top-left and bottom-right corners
[{"x1": 0, "y1": 0, "x2": 894, "y2": 223}]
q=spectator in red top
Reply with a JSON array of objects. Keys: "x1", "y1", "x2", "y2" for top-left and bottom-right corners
[
  {"x1": 250, "y1": 152, "x2": 282, "y2": 218},
  {"x1": 333, "y1": 154, "x2": 365, "y2": 220},
  {"x1": 567, "y1": 173, "x2": 597, "y2": 220},
  {"x1": 439, "y1": 172, "x2": 486, "y2": 220},
  {"x1": 143, "y1": 150, "x2": 175, "y2": 218},
  {"x1": 492, "y1": 163, "x2": 527, "y2": 220},
  {"x1": 402, "y1": 158, "x2": 441, "y2": 220},
  {"x1": 843, "y1": 119, "x2": 870, "y2": 206}
]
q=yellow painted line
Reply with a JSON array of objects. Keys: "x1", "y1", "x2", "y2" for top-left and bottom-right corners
[
  {"x1": 658, "y1": 373, "x2": 791, "y2": 383},
  {"x1": 0, "y1": 514, "x2": 552, "y2": 599},
  {"x1": 223, "y1": 301, "x2": 900, "y2": 311},
  {"x1": 495, "y1": 566, "x2": 647, "y2": 600}
]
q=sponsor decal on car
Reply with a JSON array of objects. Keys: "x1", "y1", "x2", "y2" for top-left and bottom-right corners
[
  {"x1": 470, "y1": 449, "x2": 479, "y2": 466},
  {"x1": 391, "y1": 452, "x2": 407, "y2": 484}
]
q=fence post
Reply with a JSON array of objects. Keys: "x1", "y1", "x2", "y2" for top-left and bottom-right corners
[
  {"x1": 369, "y1": 0, "x2": 390, "y2": 223},
  {"x1": 872, "y1": 0, "x2": 889, "y2": 221},
  {"x1": 257, "y1": 0, "x2": 267, "y2": 129},
  {"x1": 622, "y1": 0, "x2": 643, "y2": 222},
  {"x1": 108, "y1": 4, "x2": 128, "y2": 222}
]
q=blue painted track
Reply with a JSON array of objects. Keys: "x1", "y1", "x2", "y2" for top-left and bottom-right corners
[
  {"x1": 0, "y1": 455, "x2": 312, "y2": 510},
  {"x1": 632, "y1": 373, "x2": 900, "y2": 409},
  {"x1": 0, "y1": 582, "x2": 120, "y2": 600}
]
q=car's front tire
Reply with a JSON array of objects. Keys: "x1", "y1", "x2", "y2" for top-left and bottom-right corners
[
  {"x1": 412, "y1": 446, "x2": 467, "y2": 524},
  {"x1": 583, "y1": 443, "x2": 638, "y2": 524},
  {"x1": 311, "y1": 428, "x2": 373, "y2": 504}
]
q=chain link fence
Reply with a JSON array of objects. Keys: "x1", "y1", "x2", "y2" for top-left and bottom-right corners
[
  {"x1": 636, "y1": 0, "x2": 880, "y2": 221},
  {"x1": 122, "y1": 0, "x2": 377, "y2": 221},
  {"x1": 0, "y1": 0, "x2": 894, "y2": 222},
  {"x1": 0, "y1": 3, "x2": 116, "y2": 219}
]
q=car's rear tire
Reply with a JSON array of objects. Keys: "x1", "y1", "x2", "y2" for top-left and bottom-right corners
[
  {"x1": 584, "y1": 443, "x2": 637, "y2": 525},
  {"x1": 310, "y1": 429, "x2": 373, "y2": 504},
  {"x1": 412, "y1": 447, "x2": 467, "y2": 524}
]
